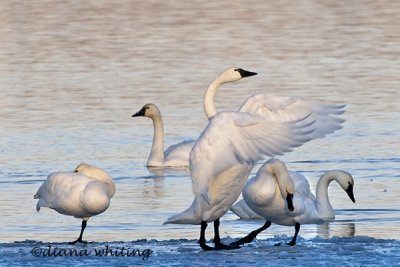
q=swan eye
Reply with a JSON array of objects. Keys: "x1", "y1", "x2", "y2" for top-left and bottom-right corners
[{"x1": 74, "y1": 169, "x2": 78, "y2": 173}]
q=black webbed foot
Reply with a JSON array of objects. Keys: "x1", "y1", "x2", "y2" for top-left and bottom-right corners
[
  {"x1": 286, "y1": 240, "x2": 296, "y2": 246},
  {"x1": 199, "y1": 240, "x2": 215, "y2": 251},
  {"x1": 230, "y1": 233, "x2": 257, "y2": 247},
  {"x1": 69, "y1": 238, "x2": 87, "y2": 245},
  {"x1": 215, "y1": 240, "x2": 240, "y2": 250}
]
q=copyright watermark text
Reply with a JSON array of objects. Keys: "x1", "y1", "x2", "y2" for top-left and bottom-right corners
[{"x1": 31, "y1": 245, "x2": 152, "y2": 260}]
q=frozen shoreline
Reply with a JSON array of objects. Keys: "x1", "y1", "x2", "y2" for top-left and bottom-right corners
[{"x1": 1, "y1": 236, "x2": 399, "y2": 266}]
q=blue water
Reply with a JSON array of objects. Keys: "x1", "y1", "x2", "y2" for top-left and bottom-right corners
[{"x1": 1, "y1": 0, "x2": 399, "y2": 266}]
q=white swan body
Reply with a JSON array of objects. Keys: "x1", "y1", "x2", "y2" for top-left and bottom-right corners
[
  {"x1": 132, "y1": 103, "x2": 195, "y2": 167},
  {"x1": 34, "y1": 163, "x2": 115, "y2": 243},
  {"x1": 165, "y1": 67, "x2": 346, "y2": 250},
  {"x1": 231, "y1": 158, "x2": 355, "y2": 246}
]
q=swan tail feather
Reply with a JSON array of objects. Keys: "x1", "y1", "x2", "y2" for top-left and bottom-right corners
[
  {"x1": 230, "y1": 199, "x2": 262, "y2": 220},
  {"x1": 163, "y1": 199, "x2": 201, "y2": 225}
]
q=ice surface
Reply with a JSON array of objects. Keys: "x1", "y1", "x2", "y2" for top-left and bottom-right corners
[{"x1": 1, "y1": 237, "x2": 399, "y2": 267}]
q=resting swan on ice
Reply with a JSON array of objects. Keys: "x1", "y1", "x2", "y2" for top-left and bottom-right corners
[
  {"x1": 34, "y1": 163, "x2": 116, "y2": 243},
  {"x1": 230, "y1": 158, "x2": 355, "y2": 246},
  {"x1": 165, "y1": 67, "x2": 346, "y2": 250}
]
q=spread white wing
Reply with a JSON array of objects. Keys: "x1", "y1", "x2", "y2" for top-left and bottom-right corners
[
  {"x1": 240, "y1": 94, "x2": 345, "y2": 139},
  {"x1": 190, "y1": 111, "x2": 314, "y2": 196}
]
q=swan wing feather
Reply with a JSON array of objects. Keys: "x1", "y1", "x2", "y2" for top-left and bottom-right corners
[
  {"x1": 240, "y1": 94, "x2": 345, "y2": 139},
  {"x1": 190, "y1": 111, "x2": 313, "y2": 196}
]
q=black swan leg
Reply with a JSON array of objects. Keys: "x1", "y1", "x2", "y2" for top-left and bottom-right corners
[
  {"x1": 287, "y1": 222, "x2": 300, "y2": 246},
  {"x1": 199, "y1": 220, "x2": 214, "y2": 250},
  {"x1": 70, "y1": 220, "x2": 88, "y2": 244}
]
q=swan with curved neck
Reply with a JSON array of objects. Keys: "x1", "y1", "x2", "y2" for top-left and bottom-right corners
[
  {"x1": 34, "y1": 163, "x2": 115, "y2": 243},
  {"x1": 230, "y1": 159, "x2": 355, "y2": 246},
  {"x1": 132, "y1": 103, "x2": 195, "y2": 167},
  {"x1": 203, "y1": 68, "x2": 257, "y2": 118},
  {"x1": 315, "y1": 170, "x2": 355, "y2": 220}
]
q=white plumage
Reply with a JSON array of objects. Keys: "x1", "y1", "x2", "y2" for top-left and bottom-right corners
[
  {"x1": 231, "y1": 158, "x2": 355, "y2": 246},
  {"x1": 240, "y1": 94, "x2": 345, "y2": 139},
  {"x1": 34, "y1": 163, "x2": 115, "y2": 243},
  {"x1": 132, "y1": 69, "x2": 257, "y2": 167},
  {"x1": 165, "y1": 67, "x2": 346, "y2": 250}
]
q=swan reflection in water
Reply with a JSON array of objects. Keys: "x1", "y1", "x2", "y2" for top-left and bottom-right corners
[
  {"x1": 317, "y1": 221, "x2": 356, "y2": 238},
  {"x1": 147, "y1": 166, "x2": 190, "y2": 177}
]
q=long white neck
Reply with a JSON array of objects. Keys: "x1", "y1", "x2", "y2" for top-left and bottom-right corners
[
  {"x1": 316, "y1": 172, "x2": 337, "y2": 220},
  {"x1": 148, "y1": 115, "x2": 165, "y2": 166},
  {"x1": 203, "y1": 77, "x2": 224, "y2": 119},
  {"x1": 265, "y1": 159, "x2": 293, "y2": 197}
]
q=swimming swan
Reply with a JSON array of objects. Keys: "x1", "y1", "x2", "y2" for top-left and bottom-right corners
[
  {"x1": 132, "y1": 103, "x2": 195, "y2": 167},
  {"x1": 230, "y1": 158, "x2": 355, "y2": 246},
  {"x1": 165, "y1": 68, "x2": 345, "y2": 250},
  {"x1": 34, "y1": 163, "x2": 116, "y2": 243}
]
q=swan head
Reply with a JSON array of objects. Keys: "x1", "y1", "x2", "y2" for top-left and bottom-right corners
[
  {"x1": 346, "y1": 183, "x2": 355, "y2": 203},
  {"x1": 74, "y1": 163, "x2": 113, "y2": 181},
  {"x1": 219, "y1": 67, "x2": 257, "y2": 84},
  {"x1": 264, "y1": 158, "x2": 295, "y2": 211},
  {"x1": 338, "y1": 171, "x2": 355, "y2": 203},
  {"x1": 276, "y1": 168, "x2": 295, "y2": 212},
  {"x1": 327, "y1": 170, "x2": 356, "y2": 203},
  {"x1": 132, "y1": 103, "x2": 161, "y2": 120}
]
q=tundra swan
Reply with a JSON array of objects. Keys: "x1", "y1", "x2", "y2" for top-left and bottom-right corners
[
  {"x1": 34, "y1": 163, "x2": 115, "y2": 243},
  {"x1": 230, "y1": 159, "x2": 355, "y2": 246}
]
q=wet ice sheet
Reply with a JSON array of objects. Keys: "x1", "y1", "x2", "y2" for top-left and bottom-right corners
[{"x1": 1, "y1": 237, "x2": 399, "y2": 267}]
